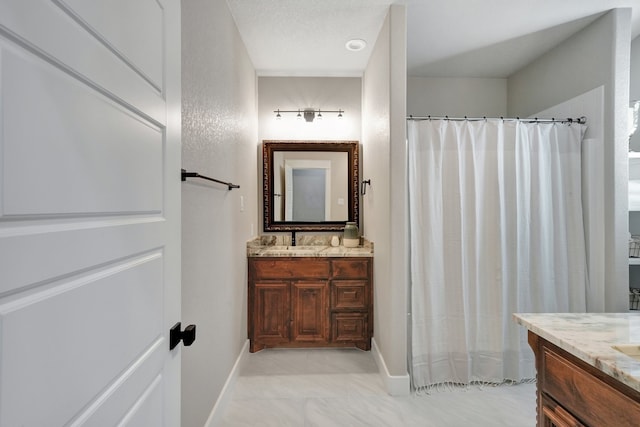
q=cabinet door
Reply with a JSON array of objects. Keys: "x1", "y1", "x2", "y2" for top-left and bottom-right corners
[
  {"x1": 254, "y1": 282, "x2": 290, "y2": 346},
  {"x1": 291, "y1": 281, "x2": 329, "y2": 344}
]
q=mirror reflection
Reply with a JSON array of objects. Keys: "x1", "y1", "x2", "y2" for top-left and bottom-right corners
[
  {"x1": 273, "y1": 151, "x2": 348, "y2": 222},
  {"x1": 263, "y1": 141, "x2": 359, "y2": 231}
]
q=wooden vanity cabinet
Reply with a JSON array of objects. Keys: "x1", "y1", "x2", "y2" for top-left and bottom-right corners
[
  {"x1": 529, "y1": 332, "x2": 640, "y2": 427},
  {"x1": 249, "y1": 257, "x2": 372, "y2": 352}
]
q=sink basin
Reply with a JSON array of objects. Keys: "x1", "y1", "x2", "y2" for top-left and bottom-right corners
[{"x1": 612, "y1": 344, "x2": 640, "y2": 361}]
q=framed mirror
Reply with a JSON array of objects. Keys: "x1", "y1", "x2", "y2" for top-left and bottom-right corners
[{"x1": 263, "y1": 140, "x2": 359, "y2": 231}]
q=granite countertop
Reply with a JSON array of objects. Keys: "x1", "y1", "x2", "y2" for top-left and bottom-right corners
[
  {"x1": 246, "y1": 235, "x2": 374, "y2": 257},
  {"x1": 514, "y1": 313, "x2": 640, "y2": 393}
]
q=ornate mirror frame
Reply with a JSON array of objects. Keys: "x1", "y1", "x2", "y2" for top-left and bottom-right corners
[{"x1": 263, "y1": 140, "x2": 359, "y2": 232}]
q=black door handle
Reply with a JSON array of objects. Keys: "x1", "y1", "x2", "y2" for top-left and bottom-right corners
[{"x1": 169, "y1": 322, "x2": 196, "y2": 350}]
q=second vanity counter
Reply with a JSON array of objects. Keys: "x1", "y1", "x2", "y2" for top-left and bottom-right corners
[
  {"x1": 514, "y1": 313, "x2": 640, "y2": 393},
  {"x1": 515, "y1": 313, "x2": 640, "y2": 426}
]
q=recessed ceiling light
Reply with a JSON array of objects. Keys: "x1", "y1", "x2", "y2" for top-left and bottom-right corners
[{"x1": 345, "y1": 39, "x2": 367, "y2": 52}]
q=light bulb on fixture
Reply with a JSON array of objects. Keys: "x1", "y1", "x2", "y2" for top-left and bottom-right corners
[
  {"x1": 338, "y1": 109, "x2": 343, "y2": 119},
  {"x1": 275, "y1": 109, "x2": 281, "y2": 120},
  {"x1": 296, "y1": 109, "x2": 302, "y2": 120},
  {"x1": 317, "y1": 110, "x2": 323, "y2": 120}
]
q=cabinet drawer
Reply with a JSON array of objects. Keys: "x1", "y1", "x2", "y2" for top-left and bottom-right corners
[
  {"x1": 251, "y1": 258, "x2": 329, "y2": 279},
  {"x1": 332, "y1": 313, "x2": 368, "y2": 342},
  {"x1": 541, "y1": 346, "x2": 640, "y2": 427},
  {"x1": 331, "y1": 259, "x2": 369, "y2": 278},
  {"x1": 541, "y1": 395, "x2": 586, "y2": 427},
  {"x1": 332, "y1": 281, "x2": 368, "y2": 310}
]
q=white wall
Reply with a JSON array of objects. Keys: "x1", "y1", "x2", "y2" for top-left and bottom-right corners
[
  {"x1": 628, "y1": 36, "x2": 640, "y2": 289},
  {"x1": 181, "y1": 0, "x2": 258, "y2": 426},
  {"x1": 631, "y1": 36, "x2": 640, "y2": 151},
  {"x1": 362, "y1": 4, "x2": 409, "y2": 393},
  {"x1": 534, "y1": 87, "x2": 606, "y2": 312},
  {"x1": 508, "y1": 9, "x2": 632, "y2": 312},
  {"x1": 258, "y1": 76, "x2": 361, "y2": 142},
  {"x1": 407, "y1": 77, "x2": 507, "y2": 117},
  {"x1": 257, "y1": 77, "x2": 362, "y2": 236}
]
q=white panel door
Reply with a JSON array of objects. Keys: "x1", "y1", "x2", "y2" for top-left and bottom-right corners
[{"x1": 0, "y1": 0, "x2": 181, "y2": 426}]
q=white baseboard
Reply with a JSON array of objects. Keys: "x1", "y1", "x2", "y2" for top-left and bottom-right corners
[
  {"x1": 371, "y1": 338, "x2": 410, "y2": 396},
  {"x1": 204, "y1": 339, "x2": 250, "y2": 427}
]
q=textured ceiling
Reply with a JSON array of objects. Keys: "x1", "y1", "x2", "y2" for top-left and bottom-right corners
[
  {"x1": 227, "y1": 0, "x2": 640, "y2": 78},
  {"x1": 226, "y1": 0, "x2": 393, "y2": 76}
]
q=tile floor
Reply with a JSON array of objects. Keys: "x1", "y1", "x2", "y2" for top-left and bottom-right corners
[{"x1": 220, "y1": 348, "x2": 537, "y2": 426}]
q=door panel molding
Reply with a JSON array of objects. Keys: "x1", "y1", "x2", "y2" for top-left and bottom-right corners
[
  {"x1": 53, "y1": 0, "x2": 164, "y2": 92},
  {"x1": 0, "y1": 253, "x2": 164, "y2": 426},
  {"x1": 0, "y1": 0, "x2": 165, "y2": 124},
  {"x1": 1, "y1": 45, "x2": 164, "y2": 217}
]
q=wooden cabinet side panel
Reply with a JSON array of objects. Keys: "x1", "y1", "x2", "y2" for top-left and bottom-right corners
[
  {"x1": 528, "y1": 331, "x2": 543, "y2": 427},
  {"x1": 291, "y1": 281, "x2": 329, "y2": 344}
]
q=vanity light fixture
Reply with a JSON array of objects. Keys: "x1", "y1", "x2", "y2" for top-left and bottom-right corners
[{"x1": 273, "y1": 108, "x2": 344, "y2": 122}]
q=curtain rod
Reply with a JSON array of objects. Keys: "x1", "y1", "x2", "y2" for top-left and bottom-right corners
[{"x1": 407, "y1": 115, "x2": 587, "y2": 124}]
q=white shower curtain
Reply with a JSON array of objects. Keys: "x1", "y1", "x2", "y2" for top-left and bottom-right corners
[{"x1": 407, "y1": 119, "x2": 588, "y2": 390}]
